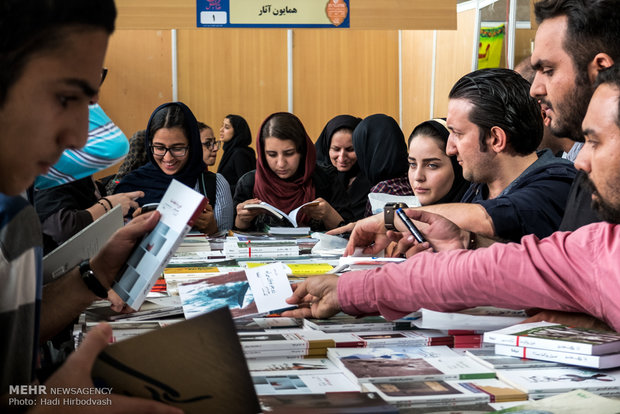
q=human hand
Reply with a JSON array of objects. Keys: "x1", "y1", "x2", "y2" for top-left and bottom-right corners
[
  {"x1": 344, "y1": 214, "x2": 391, "y2": 256},
  {"x1": 523, "y1": 309, "x2": 612, "y2": 331},
  {"x1": 107, "y1": 289, "x2": 135, "y2": 314},
  {"x1": 326, "y1": 222, "x2": 355, "y2": 236},
  {"x1": 90, "y1": 211, "x2": 160, "y2": 288},
  {"x1": 281, "y1": 275, "x2": 341, "y2": 319},
  {"x1": 34, "y1": 323, "x2": 182, "y2": 413},
  {"x1": 302, "y1": 198, "x2": 342, "y2": 229},
  {"x1": 105, "y1": 191, "x2": 144, "y2": 216},
  {"x1": 235, "y1": 198, "x2": 262, "y2": 228},
  {"x1": 399, "y1": 209, "x2": 468, "y2": 252},
  {"x1": 192, "y1": 204, "x2": 217, "y2": 235}
]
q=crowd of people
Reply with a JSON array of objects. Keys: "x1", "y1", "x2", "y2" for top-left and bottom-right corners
[{"x1": 1, "y1": 0, "x2": 619, "y2": 411}]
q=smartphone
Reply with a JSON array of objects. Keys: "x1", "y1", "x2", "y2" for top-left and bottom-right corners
[
  {"x1": 395, "y1": 208, "x2": 426, "y2": 243},
  {"x1": 140, "y1": 203, "x2": 159, "y2": 214}
]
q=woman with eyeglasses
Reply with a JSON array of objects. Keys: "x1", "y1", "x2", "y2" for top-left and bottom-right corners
[
  {"x1": 114, "y1": 102, "x2": 228, "y2": 234},
  {"x1": 196, "y1": 122, "x2": 234, "y2": 233},
  {"x1": 217, "y1": 114, "x2": 257, "y2": 195}
]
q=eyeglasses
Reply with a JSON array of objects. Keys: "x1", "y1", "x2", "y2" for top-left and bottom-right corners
[
  {"x1": 151, "y1": 145, "x2": 189, "y2": 157},
  {"x1": 202, "y1": 139, "x2": 220, "y2": 150}
]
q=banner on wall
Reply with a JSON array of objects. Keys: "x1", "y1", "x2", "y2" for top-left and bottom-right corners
[
  {"x1": 478, "y1": 24, "x2": 504, "y2": 69},
  {"x1": 196, "y1": 0, "x2": 350, "y2": 28}
]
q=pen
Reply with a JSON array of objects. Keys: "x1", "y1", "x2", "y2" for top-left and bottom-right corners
[{"x1": 396, "y1": 208, "x2": 426, "y2": 244}]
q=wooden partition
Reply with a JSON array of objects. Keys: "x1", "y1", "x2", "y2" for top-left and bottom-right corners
[{"x1": 293, "y1": 30, "x2": 399, "y2": 139}]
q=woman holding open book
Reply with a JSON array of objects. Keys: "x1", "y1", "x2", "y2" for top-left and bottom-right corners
[{"x1": 233, "y1": 112, "x2": 344, "y2": 232}]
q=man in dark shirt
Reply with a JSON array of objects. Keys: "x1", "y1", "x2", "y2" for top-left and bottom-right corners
[
  {"x1": 530, "y1": 0, "x2": 619, "y2": 231},
  {"x1": 413, "y1": 69, "x2": 576, "y2": 242}
]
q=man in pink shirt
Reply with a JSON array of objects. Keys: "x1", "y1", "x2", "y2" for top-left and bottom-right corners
[{"x1": 284, "y1": 66, "x2": 620, "y2": 332}]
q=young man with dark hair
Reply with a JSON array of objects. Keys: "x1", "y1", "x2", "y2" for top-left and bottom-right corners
[
  {"x1": 0, "y1": 1, "x2": 181, "y2": 412},
  {"x1": 530, "y1": 0, "x2": 619, "y2": 231},
  {"x1": 283, "y1": 65, "x2": 620, "y2": 333},
  {"x1": 396, "y1": 68, "x2": 576, "y2": 243}
]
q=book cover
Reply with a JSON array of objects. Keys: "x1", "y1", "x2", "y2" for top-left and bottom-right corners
[
  {"x1": 455, "y1": 378, "x2": 528, "y2": 402},
  {"x1": 244, "y1": 200, "x2": 319, "y2": 227},
  {"x1": 252, "y1": 372, "x2": 360, "y2": 395},
  {"x1": 258, "y1": 392, "x2": 399, "y2": 414},
  {"x1": 247, "y1": 357, "x2": 342, "y2": 376},
  {"x1": 413, "y1": 307, "x2": 527, "y2": 331},
  {"x1": 327, "y1": 347, "x2": 494, "y2": 384},
  {"x1": 493, "y1": 389, "x2": 620, "y2": 413},
  {"x1": 177, "y1": 263, "x2": 294, "y2": 319},
  {"x1": 304, "y1": 314, "x2": 398, "y2": 333},
  {"x1": 495, "y1": 343, "x2": 620, "y2": 369},
  {"x1": 483, "y1": 321, "x2": 620, "y2": 355},
  {"x1": 362, "y1": 379, "x2": 490, "y2": 408},
  {"x1": 465, "y1": 348, "x2": 559, "y2": 370},
  {"x1": 113, "y1": 180, "x2": 207, "y2": 310},
  {"x1": 91, "y1": 306, "x2": 261, "y2": 414},
  {"x1": 496, "y1": 366, "x2": 620, "y2": 395}
]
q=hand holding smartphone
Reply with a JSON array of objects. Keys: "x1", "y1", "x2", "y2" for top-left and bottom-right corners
[{"x1": 395, "y1": 208, "x2": 426, "y2": 243}]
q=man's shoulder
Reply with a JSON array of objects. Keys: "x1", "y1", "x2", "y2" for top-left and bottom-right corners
[{"x1": 529, "y1": 149, "x2": 577, "y2": 176}]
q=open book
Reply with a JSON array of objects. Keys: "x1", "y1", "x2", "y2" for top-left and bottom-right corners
[
  {"x1": 113, "y1": 179, "x2": 207, "y2": 310},
  {"x1": 244, "y1": 200, "x2": 319, "y2": 227}
]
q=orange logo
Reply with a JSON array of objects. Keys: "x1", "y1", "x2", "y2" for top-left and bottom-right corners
[{"x1": 326, "y1": 0, "x2": 348, "y2": 27}]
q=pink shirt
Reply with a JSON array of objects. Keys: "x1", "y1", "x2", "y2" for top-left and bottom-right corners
[{"x1": 338, "y1": 222, "x2": 620, "y2": 331}]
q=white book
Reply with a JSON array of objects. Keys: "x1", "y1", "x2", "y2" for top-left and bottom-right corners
[
  {"x1": 113, "y1": 180, "x2": 207, "y2": 310},
  {"x1": 327, "y1": 347, "x2": 494, "y2": 384},
  {"x1": 247, "y1": 357, "x2": 342, "y2": 376},
  {"x1": 495, "y1": 343, "x2": 620, "y2": 369},
  {"x1": 483, "y1": 321, "x2": 620, "y2": 355},
  {"x1": 238, "y1": 330, "x2": 334, "y2": 352},
  {"x1": 465, "y1": 348, "x2": 559, "y2": 370},
  {"x1": 496, "y1": 366, "x2": 620, "y2": 395},
  {"x1": 490, "y1": 389, "x2": 620, "y2": 413},
  {"x1": 363, "y1": 379, "x2": 491, "y2": 408},
  {"x1": 252, "y1": 372, "x2": 360, "y2": 395},
  {"x1": 414, "y1": 307, "x2": 527, "y2": 331},
  {"x1": 243, "y1": 200, "x2": 319, "y2": 227}
]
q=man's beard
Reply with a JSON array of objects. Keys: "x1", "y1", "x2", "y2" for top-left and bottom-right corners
[
  {"x1": 544, "y1": 75, "x2": 593, "y2": 142},
  {"x1": 582, "y1": 177, "x2": 620, "y2": 224}
]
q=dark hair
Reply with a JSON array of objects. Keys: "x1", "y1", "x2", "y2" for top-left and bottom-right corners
[
  {"x1": 408, "y1": 119, "x2": 449, "y2": 149},
  {"x1": 448, "y1": 68, "x2": 543, "y2": 155},
  {"x1": 535, "y1": 0, "x2": 620, "y2": 82},
  {"x1": 0, "y1": 0, "x2": 116, "y2": 107},
  {"x1": 197, "y1": 121, "x2": 212, "y2": 132},
  {"x1": 148, "y1": 104, "x2": 191, "y2": 143},
  {"x1": 260, "y1": 112, "x2": 308, "y2": 154},
  {"x1": 594, "y1": 65, "x2": 620, "y2": 128}
]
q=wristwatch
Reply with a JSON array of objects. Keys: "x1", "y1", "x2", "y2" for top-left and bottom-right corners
[
  {"x1": 79, "y1": 259, "x2": 109, "y2": 299},
  {"x1": 384, "y1": 202, "x2": 408, "y2": 231}
]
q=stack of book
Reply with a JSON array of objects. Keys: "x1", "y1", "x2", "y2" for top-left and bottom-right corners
[
  {"x1": 223, "y1": 237, "x2": 299, "y2": 258},
  {"x1": 484, "y1": 321, "x2": 620, "y2": 369},
  {"x1": 239, "y1": 330, "x2": 336, "y2": 359}
]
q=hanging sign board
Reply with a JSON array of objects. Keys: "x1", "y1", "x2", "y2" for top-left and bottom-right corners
[{"x1": 196, "y1": 0, "x2": 350, "y2": 28}]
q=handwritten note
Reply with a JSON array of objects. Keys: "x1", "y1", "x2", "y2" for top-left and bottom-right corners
[{"x1": 245, "y1": 262, "x2": 293, "y2": 313}]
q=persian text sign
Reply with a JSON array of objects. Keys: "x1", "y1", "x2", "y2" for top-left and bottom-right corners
[{"x1": 197, "y1": 0, "x2": 350, "y2": 28}]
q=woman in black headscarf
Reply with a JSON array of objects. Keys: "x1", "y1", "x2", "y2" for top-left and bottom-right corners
[
  {"x1": 366, "y1": 118, "x2": 470, "y2": 214},
  {"x1": 217, "y1": 114, "x2": 257, "y2": 195},
  {"x1": 315, "y1": 115, "x2": 366, "y2": 222}
]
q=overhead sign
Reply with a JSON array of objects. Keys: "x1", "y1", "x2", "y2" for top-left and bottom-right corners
[{"x1": 197, "y1": 0, "x2": 350, "y2": 28}]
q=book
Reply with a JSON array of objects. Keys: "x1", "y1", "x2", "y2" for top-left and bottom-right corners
[
  {"x1": 483, "y1": 321, "x2": 620, "y2": 355},
  {"x1": 253, "y1": 372, "x2": 360, "y2": 395},
  {"x1": 494, "y1": 343, "x2": 620, "y2": 369},
  {"x1": 43, "y1": 204, "x2": 123, "y2": 283},
  {"x1": 223, "y1": 237, "x2": 300, "y2": 258},
  {"x1": 243, "y1": 200, "x2": 320, "y2": 227},
  {"x1": 495, "y1": 366, "x2": 620, "y2": 396},
  {"x1": 247, "y1": 357, "x2": 342, "y2": 376},
  {"x1": 113, "y1": 180, "x2": 207, "y2": 310},
  {"x1": 346, "y1": 330, "x2": 453, "y2": 349},
  {"x1": 465, "y1": 348, "x2": 560, "y2": 370},
  {"x1": 238, "y1": 330, "x2": 335, "y2": 354},
  {"x1": 304, "y1": 314, "x2": 409, "y2": 333},
  {"x1": 258, "y1": 392, "x2": 399, "y2": 414},
  {"x1": 177, "y1": 263, "x2": 294, "y2": 319},
  {"x1": 455, "y1": 378, "x2": 528, "y2": 403},
  {"x1": 267, "y1": 226, "x2": 311, "y2": 236},
  {"x1": 492, "y1": 389, "x2": 620, "y2": 413},
  {"x1": 413, "y1": 307, "x2": 527, "y2": 331},
  {"x1": 91, "y1": 306, "x2": 261, "y2": 413},
  {"x1": 234, "y1": 316, "x2": 304, "y2": 332},
  {"x1": 327, "y1": 347, "x2": 494, "y2": 384},
  {"x1": 362, "y1": 379, "x2": 492, "y2": 408}
]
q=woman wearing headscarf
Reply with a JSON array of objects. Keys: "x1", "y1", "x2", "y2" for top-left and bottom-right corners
[
  {"x1": 217, "y1": 114, "x2": 257, "y2": 195},
  {"x1": 315, "y1": 115, "x2": 367, "y2": 222},
  {"x1": 113, "y1": 102, "x2": 221, "y2": 234},
  {"x1": 366, "y1": 118, "x2": 470, "y2": 214},
  {"x1": 234, "y1": 112, "x2": 343, "y2": 232}
]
